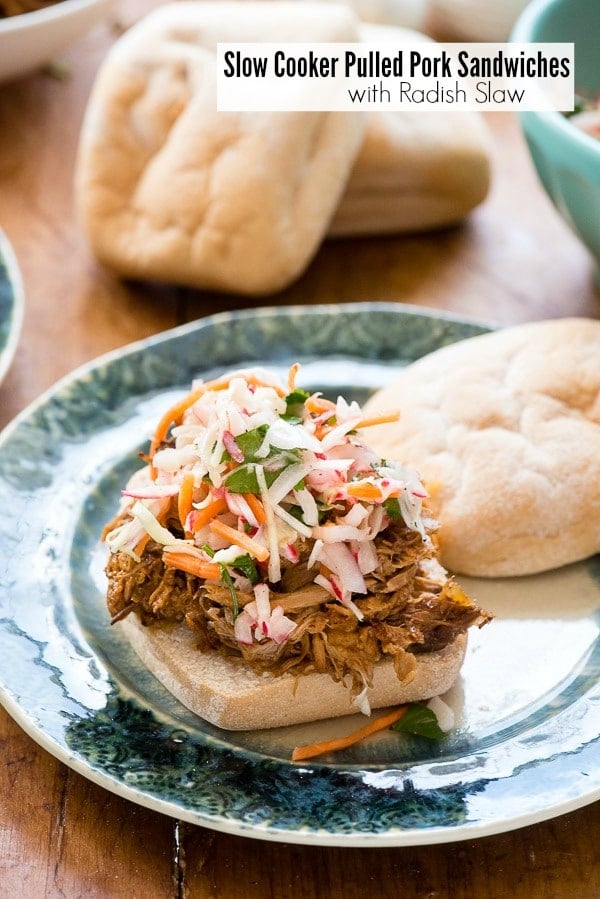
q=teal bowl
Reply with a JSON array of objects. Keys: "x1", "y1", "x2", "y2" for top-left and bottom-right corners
[{"x1": 511, "y1": 0, "x2": 600, "y2": 273}]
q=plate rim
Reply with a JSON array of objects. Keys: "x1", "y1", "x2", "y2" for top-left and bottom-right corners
[
  {"x1": 0, "y1": 680, "x2": 598, "y2": 848},
  {"x1": 0, "y1": 229, "x2": 25, "y2": 386},
  {"x1": 0, "y1": 301, "x2": 597, "y2": 847}
]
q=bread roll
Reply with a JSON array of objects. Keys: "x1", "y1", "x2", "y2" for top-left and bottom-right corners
[
  {"x1": 120, "y1": 615, "x2": 467, "y2": 730},
  {"x1": 330, "y1": 24, "x2": 492, "y2": 237},
  {"x1": 75, "y1": 2, "x2": 364, "y2": 295},
  {"x1": 363, "y1": 318, "x2": 600, "y2": 577}
]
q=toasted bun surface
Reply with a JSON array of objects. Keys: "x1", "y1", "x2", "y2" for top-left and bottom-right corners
[
  {"x1": 363, "y1": 318, "x2": 600, "y2": 577},
  {"x1": 120, "y1": 616, "x2": 467, "y2": 730}
]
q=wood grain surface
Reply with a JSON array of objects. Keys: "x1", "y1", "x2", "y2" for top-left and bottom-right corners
[{"x1": 0, "y1": 3, "x2": 598, "y2": 896}]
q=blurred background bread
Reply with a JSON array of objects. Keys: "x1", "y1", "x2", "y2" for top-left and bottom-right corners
[{"x1": 75, "y1": 2, "x2": 491, "y2": 295}]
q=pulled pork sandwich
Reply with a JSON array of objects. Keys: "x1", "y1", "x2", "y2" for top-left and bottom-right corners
[{"x1": 103, "y1": 366, "x2": 490, "y2": 730}]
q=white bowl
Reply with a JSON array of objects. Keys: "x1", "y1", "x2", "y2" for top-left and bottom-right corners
[{"x1": 0, "y1": 0, "x2": 118, "y2": 84}]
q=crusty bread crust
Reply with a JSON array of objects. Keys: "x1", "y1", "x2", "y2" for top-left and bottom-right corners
[
  {"x1": 363, "y1": 318, "x2": 600, "y2": 577},
  {"x1": 119, "y1": 616, "x2": 467, "y2": 730}
]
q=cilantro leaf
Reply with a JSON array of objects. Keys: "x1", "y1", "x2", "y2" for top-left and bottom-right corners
[
  {"x1": 231, "y1": 554, "x2": 259, "y2": 585},
  {"x1": 235, "y1": 426, "x2": 268, "y2": 460},
  {"x1": 283, "y1": 389, "x2": 310, "y2": 421},
  {"x1": 218, "y1": 564, "x2": 239, "y2": 619},
  {"x1": 221, "y1": 426, "x2": 268, "y2": 463},
  {"x1": 383, "y1": 497, "x2": 402, "y2": 520},
  {"x1": 391, "y1": 704, "x2": 446, "y2": 740},
  {"x1": 224, "y1": 463, "x2": 277, "y2": 494}
]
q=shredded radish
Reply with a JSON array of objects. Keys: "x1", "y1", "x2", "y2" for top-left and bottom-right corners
[
  {"x1": 105, "y1": 365, "x2": 432, "y2": 647},
  {"x1": 255, "y1": 463, "x2": 281, "y2": 585},
  {"x1": 234, "y1": 584, "x2": 296, "y2": 645},
  {"x1": 122, "y1": 483, "x2": 180, "y2": 500},
  {"x1": 313, "y1": 523, "x2": 368, "y2": 544},
  {"x1": 212, "y1": 544, "x2": 247, "y2": 564},
  {"x1": 427, "y1": 695, "x2": 455, "y2": 732},
  {"x1": 314, "y1": 573, "x2": 365, "y2": 621},
  {"x1": 292, "y1": 487, "x2": 319, "y2": 527},
  {"x1": 222, "y1": 430, "x2": 244, "y2": 463},
  {"x1": 131, "y1": 502, "x2": 181, "y2": 546},
  {"x1": 268, "y1": 461, "x2": 312, "y2": 506},
  {"x1": 319, "y1": 542, "x2": 367, "y2": 595},
  {"x1": 272, "y1": 503, "x2": 313, "y2": 539},
  {"x1": 307, "y1": 538, "x2": 324, "y2": 570},
  {"x1": 225, "y1": 492, "x2": 260, "y2": 528},
  {"x1": 353, "y1": 682, "x2": 372, "y2": 716}
]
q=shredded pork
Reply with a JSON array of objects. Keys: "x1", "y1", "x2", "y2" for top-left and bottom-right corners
[{"x1": 106, "y1": 519, "x2": 490, "y2": 696}]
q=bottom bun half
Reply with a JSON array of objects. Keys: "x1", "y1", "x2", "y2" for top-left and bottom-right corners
[{"x1": 120, "y1": 616, "x2": 467, "y2": 730}]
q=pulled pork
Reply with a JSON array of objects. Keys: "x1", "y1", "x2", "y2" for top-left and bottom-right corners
[{"x1": 106, "y1": 520, "x2": 491, "y2": 697}]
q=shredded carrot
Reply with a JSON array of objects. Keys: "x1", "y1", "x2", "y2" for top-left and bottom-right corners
[
  {"x1": 346, "y1": 481, "x2": 383, "y2": 502},
  {"x1": 247, "y1": 372, "x2": 286, "y2": 398},
  {"x1": 291, "y1": 706, "x2": 408, "y2": 762},
  {"x1": 178, "y1": 472, "x2": 196, "y2": 534},
  {"x1": 191, "y1": 497, "x2": 228, "y2": 532},
  {"x1": 101, "y1": 512, "x2": 123, "y2": 542},
  {"x1": 288, "y1": 363, "x2": 300, "y2": 392},
  {"x1": 134, "y1": 532, "x2": 152, "y2": 557},
  {"x1": 243, "y1": 492, "x2": 266, "y2": 525},
  {"x1": 305, "y1": 394, "x2": 336, "y2": 416},
  {"x1": 149, "y1": 371, "x2": 288, "y2": 469},
  {"x1": 355, "y1": 411, "x2": 400, "y2": 429},
  {"x1": 149, "y1": 387, "x2": 207, "y2": 459},
  {"x1": 162, "y1": 552, "x2": 221, "y2": 581},
  {"x1": 209, "y1": 519, "x2": 270, "y2": 562}
]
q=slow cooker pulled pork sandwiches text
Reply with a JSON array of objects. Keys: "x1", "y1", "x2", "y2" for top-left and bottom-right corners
[{"x1": 103, "y1": 366, "x2": 490, "y2": 726}]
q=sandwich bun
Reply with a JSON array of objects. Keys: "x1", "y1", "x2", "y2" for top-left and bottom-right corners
[
  {"x1": 119, "y1": 615, "x2": 467, "y2": 731},
  {"x1": 363, "y1": 317, "x2": 600, "y2": 577}
]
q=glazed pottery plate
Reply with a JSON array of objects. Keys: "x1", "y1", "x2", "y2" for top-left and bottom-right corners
[
  {"x1": 0, "y1": 303, "x2": 598, "y2": 846},
  {"x1": 0, "y1": 230, "x2": 24, "y2": 385}
]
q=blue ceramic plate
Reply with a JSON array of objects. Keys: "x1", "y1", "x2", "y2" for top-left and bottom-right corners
[
  {"x1": 0, "y1": 230, "x2": 24, "y2": 385},
  {"x1": 0, "y1": 303, "x2": 598, "y2": 846}
]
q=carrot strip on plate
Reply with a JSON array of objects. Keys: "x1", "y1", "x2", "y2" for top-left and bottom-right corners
[
  {"x1": 209, "y1": 519, "x2": 270, "y2": 562},
  {"x1": 162, "y1": 552, "x2": 221, "y2": 581},
  {"x1": 291, "y1": 706, "x2": 408, "y2": 762}
]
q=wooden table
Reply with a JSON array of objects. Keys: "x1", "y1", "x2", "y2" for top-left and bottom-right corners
[{"x1": 0, "y1": 4, "x2": 599, "y2": 896}]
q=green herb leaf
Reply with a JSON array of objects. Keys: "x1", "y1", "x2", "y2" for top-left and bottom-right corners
[
  {"x1": 391, "y1": 704, "x2": 446, "y2": 740},
  {"x1": 236, "y1": 426, "x2": 268, "y2": 460},
  {"x1": 221, "y1": 426, "x2": 268, "y2": 463},
  {"x1": 224, "y1": 463, "x2": 281, "y2": 494},
  {"x1": 283, "y1": 389, "x2": 310, "y2": 421},
  {"x1": 219, "y1": 564, "x2": 239, "y2": 619},
  {"x1": 223, "y1": 464, "x2": 261, "y2": 494},
  {"x1": 383, "y1": 497, "x2": 402, "y2": 520},
  {"x1": 232, "y1": 554, "x2": 259, "y2": 585}
]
